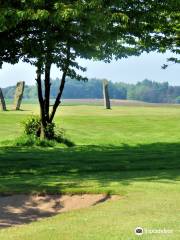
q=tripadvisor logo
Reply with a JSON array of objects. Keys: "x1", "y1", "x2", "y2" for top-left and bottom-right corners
[
  {"x1": 135, "y1": 227, "x2": 144, "y2": 236},
  {"x1": 134, "y1": 226, "x2": 174, "y2": 235}
]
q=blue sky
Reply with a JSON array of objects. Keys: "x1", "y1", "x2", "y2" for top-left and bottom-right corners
[{"x1": 0, "y1": 52, "x2": 179, "y2": 87}]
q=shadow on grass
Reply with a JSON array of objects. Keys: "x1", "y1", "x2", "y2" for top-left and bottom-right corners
[
  {"x1": 0, "y1": 142, "x2": 180, "y2": 228},
  {"x1": 0, "y1": 142, "x2": 180, "y2": 195},
  {"x1": 0, "y1": 194, "x2": 64, "y2": 228}
]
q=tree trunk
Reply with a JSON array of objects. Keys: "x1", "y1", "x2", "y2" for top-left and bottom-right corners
[
  {"x1": 36, "y1": 43, "x2": 70, "y2": 137},
  {"x1": 40, "y1": 122, "x2": 46, "y2": 140},
  {"x1": 44, "y1": 63, "x2": 51, "y2": 123},
  {"x1": 36, "y1": 65, "x2": 46, "y2": 139}
]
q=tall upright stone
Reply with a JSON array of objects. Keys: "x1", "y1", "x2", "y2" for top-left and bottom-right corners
[
  {"x1": 103, "y1": 79, "x2": 111, "y2": 109},
  {"x1": 14, "y1": 81, "x2": 25, "y2": 110},
  {"x1": 0, "y1": 88, "x2": 6, "y2": 111}
]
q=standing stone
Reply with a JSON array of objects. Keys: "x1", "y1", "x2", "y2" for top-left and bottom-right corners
[
  {"x1": 14, "y1": 81, "x2": 25, "y2": 110},
  {"x1": 0, "y1": 88, "x2": 6, "y2": 111},
  {"x1": 103, "y1": 79, "x2": 111, "y2": 109}
]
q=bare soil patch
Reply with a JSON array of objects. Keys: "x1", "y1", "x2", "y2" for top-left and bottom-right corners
[
  {"x1": 0, "y1": 194, "x2": 120, "y2": 228},
  {"x1": 62, "y1": 99, "x2": 157, "y2": 106}
]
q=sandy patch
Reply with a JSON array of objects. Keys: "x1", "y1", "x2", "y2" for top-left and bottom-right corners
[{"x1": 0, "y1": 194, "x2": 120, "y2": 228}]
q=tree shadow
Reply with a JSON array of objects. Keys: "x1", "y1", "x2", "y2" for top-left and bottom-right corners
[
  {"x1": 0, "y1": 142, "x2": 180, "y2": 227},
  {"x1": 0, "y1": 142, "x2": 179, "y2": 194},
  {"x1": 0, "y1": 194, "x2": 64, "y2": 228}
]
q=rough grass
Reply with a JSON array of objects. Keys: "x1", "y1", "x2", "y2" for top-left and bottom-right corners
[{"x1": 0, "y1": 104, "x2": 180, "y2": 239}]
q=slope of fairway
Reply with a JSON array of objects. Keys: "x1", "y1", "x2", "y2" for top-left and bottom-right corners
[
  {"x1": 0, "y1": 104, "x2": 180, "y2": 239},
  {"x1": 1, "y1": 104, "x2": 180, "y2": 145}
]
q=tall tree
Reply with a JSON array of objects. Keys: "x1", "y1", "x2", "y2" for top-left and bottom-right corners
[{"x1": 0, "y1": 0, "x2": 179, "y2": 138}]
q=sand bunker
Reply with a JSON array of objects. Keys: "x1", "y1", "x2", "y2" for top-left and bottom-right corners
[{"x1": 0, "y1": 194, "x2": 120, "y2": 228}]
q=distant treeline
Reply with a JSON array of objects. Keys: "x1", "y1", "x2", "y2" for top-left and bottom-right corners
[{"x1": 3, "y1": 78, "x2": 180, "y2": 103}]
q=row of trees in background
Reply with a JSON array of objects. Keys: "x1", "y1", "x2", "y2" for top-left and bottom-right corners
[{"x1": 3, "y1": 79, "x2": 180, "y2": 104}]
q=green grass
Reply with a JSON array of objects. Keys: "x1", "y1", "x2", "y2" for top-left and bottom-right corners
[{"x1": 0, "y1": 104, "x2": 180, "y2": 239}]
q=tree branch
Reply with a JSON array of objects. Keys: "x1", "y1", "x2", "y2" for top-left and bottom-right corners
[{"x1": 49, "y1": 44, "x2": 71, "y2": 122}]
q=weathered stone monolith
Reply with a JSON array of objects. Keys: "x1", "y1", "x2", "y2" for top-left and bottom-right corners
[
  {"x1": 14, "y1": 81, "x2": 25, "y2": 110},
  {"x1": 0, "y1": 88, "x2": 6, "y2": 111},
  {"x1": 103, "y1": 80, "x2": 111, "y2": 109}
]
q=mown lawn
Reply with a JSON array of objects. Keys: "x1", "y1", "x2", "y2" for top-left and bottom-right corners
[{"x1": 0, "y1": 104, "x2": 180, "y2": 239}]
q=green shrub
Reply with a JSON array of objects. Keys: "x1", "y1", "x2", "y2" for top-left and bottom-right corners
[
  {"x1": 23, "y1": 116, "x2": 55, "y2": 139},
  {"x1": 21, "y1": 116, "x2": 75, "y2": 147},
  {"x1": 54, "y1": 128, "x2": 75, "y2": 147},
  {"x1": 45, "y1": 122, "x2": 56, "y2": 139},
  {"x1": 23, "y1": 116, "x2": 41, "y2": 137}
]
